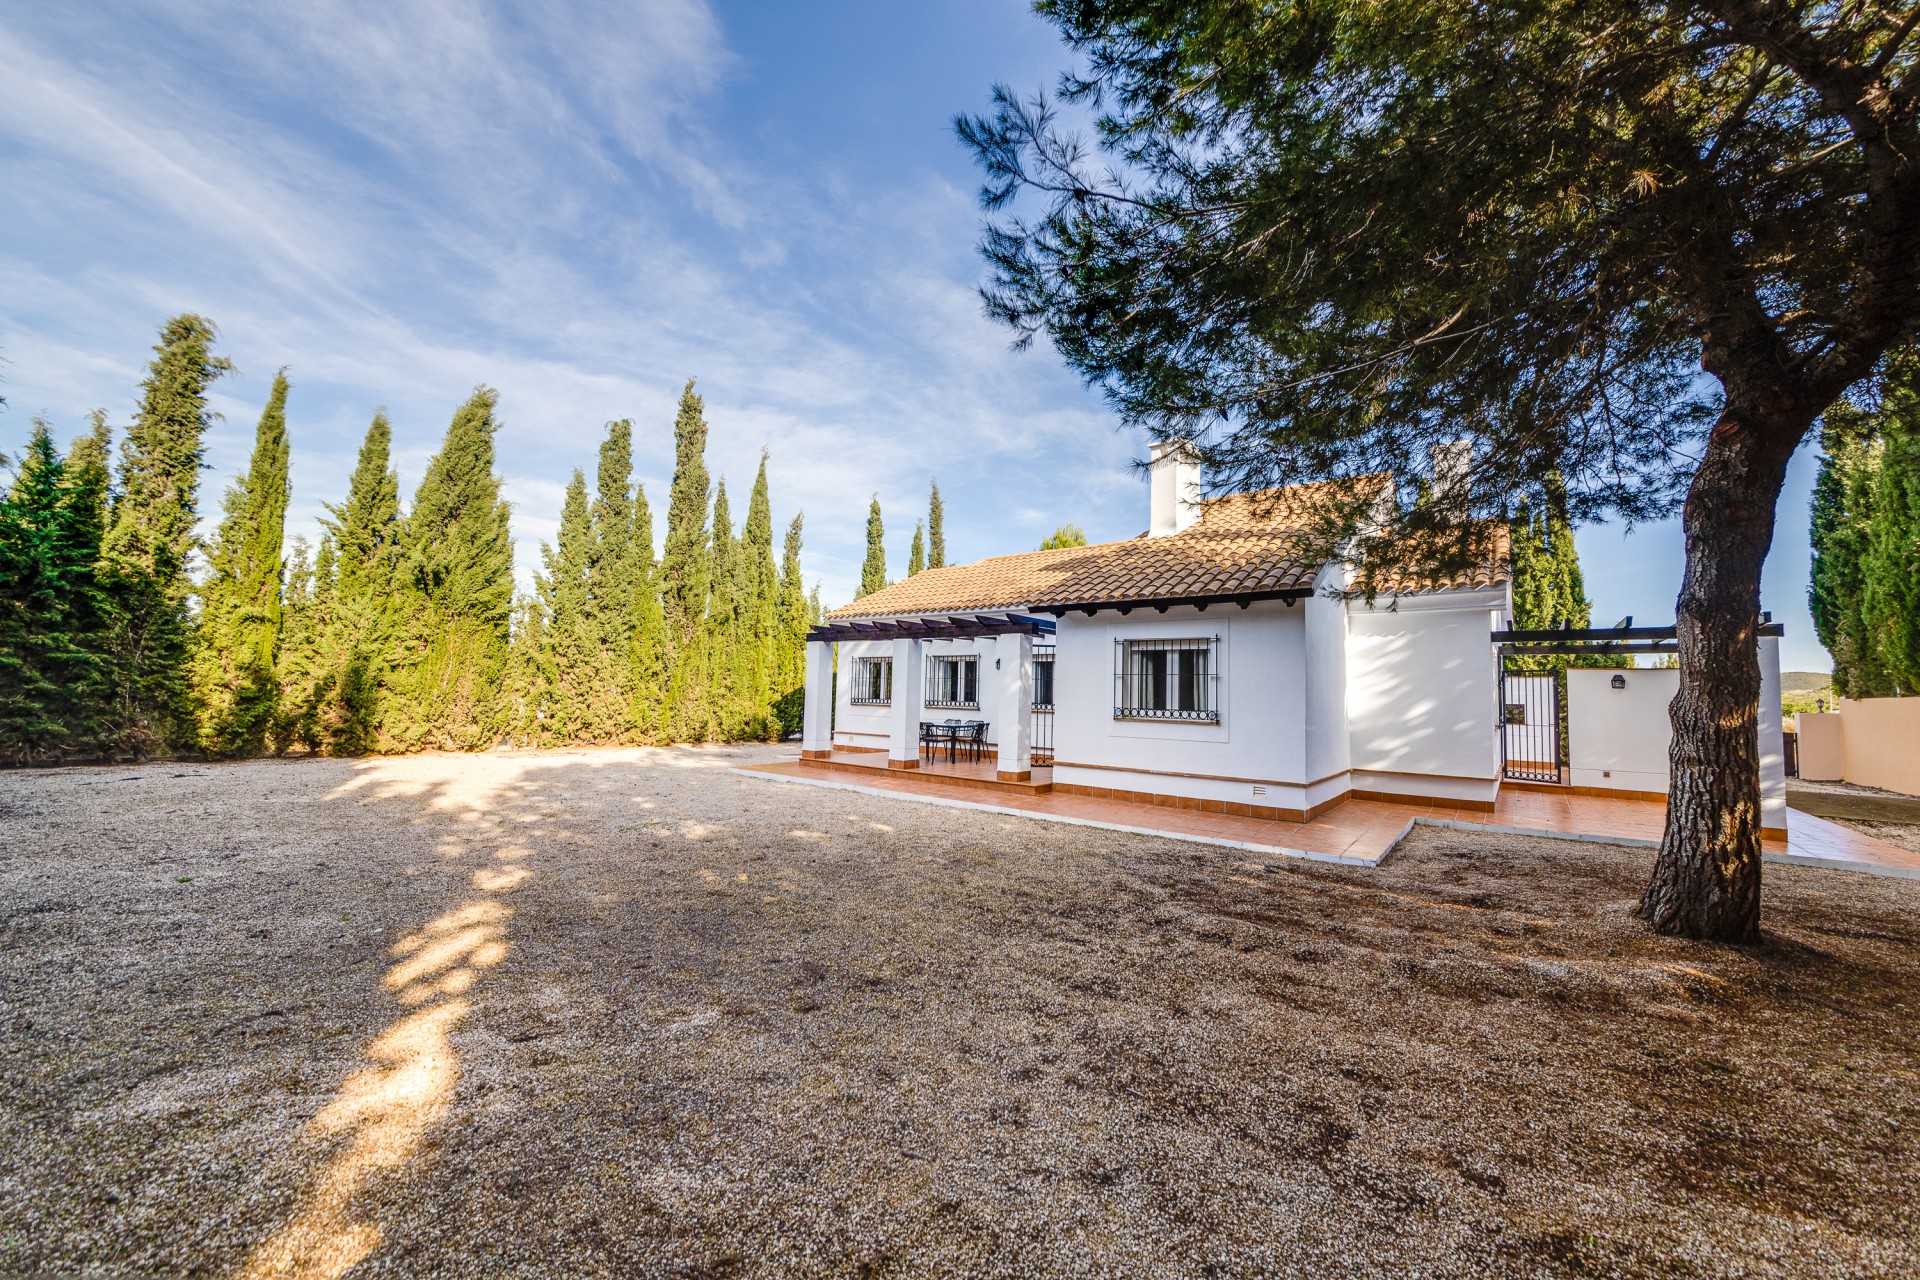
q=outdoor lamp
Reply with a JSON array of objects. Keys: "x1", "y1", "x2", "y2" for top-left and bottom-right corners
[{"x1": 1611, "y1": 673, "x2": 1627, "y2": 689}]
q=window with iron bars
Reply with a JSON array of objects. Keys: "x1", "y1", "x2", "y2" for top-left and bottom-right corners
[
  {"x1": 924, "y1": 654, "x2": 979, "y2": 708},
  {"x1": 1114, "y1": 637, "x2": 1218, "y2": 720},
  {"x1": 1032, "y1": 652, "x2": 1055, "y2": 710},
  {"x1": 850, "y1": 656, "x2": 892, "y2": 704}
]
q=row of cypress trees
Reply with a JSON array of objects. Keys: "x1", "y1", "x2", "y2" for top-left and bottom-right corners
[
  {"x1": 0, "y1": 314, "x2": 818, "y2": 765},
  {"x1": 858, "y1": 483, "x2": 945, "y2": 597},
  {"x1": 1810, "y1": 349, "x2": 1920, "y2": 698}
]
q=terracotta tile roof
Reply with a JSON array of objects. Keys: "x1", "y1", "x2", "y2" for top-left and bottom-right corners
[
  {"x1": 1365, "y1": 522, "x2": 1514, "y2": 595},
  {"x1": 828, "y1": 474, "x2": 1508, "y2": 620}
]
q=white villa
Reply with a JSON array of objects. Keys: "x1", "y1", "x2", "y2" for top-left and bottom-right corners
[{"x1": 797, "y1": 444, "x2": 1787, "y2": 831}]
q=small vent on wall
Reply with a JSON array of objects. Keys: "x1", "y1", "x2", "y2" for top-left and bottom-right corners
[{"x1": 1252, "y1": 785, "x2": 1267, "y2": 798}]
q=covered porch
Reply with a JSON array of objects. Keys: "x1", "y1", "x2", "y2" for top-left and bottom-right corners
[{"x1": 800, "y1": 611, "x2": 1057, "y2": 785}]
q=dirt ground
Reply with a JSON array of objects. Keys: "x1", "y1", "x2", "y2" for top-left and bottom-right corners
[{"x1": 3, "y1": 746, "x2": 1918, "y2": 1280}]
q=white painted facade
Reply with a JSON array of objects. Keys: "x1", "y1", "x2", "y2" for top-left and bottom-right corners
[{"x1": 1565, "y1": 637, "x2": 1787, "y2": 832}]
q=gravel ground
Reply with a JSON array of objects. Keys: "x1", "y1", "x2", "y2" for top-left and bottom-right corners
[{"x1": 3, "y1": 745, "x2": 1918, "y2": 1280}]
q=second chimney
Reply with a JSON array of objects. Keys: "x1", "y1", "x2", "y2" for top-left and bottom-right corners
[{"x1": 1149, "y1": 440, "x2": 1202, "y2": 536}]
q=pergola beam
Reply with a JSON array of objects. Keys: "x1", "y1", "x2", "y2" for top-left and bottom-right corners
[{"x1": 805, "y1": 612, "x2": 1056, "y2": 644}]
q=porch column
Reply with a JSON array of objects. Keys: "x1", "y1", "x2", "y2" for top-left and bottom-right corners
[
  {"x1": 800, "y1": 640, "x2": 834, "y2": 760},
  {"x1": 887, "y1": 637, "x2": 924, "y2": 769},
  {"x1": 996, "y1": 632, "x2": 1034, "y2": 781}
]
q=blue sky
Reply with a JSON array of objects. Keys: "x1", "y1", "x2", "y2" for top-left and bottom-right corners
[{"x1": 0, "y1": 0, "x2": 1829, "y2": 672}]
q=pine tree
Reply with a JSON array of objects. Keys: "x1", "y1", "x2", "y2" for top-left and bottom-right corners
[
  {"x1": 927, "y1": 480, "x2": 946, "y2": 568},
  {"x1": 193, "y1": 370, "x2": 291, "y2": 756},
  {"x1": 0, "y1": 423, "x2": 111, "y2": 763},
  {"x1": 908, "y1": 522, "x2": 927, "y2": 575},
  {"x1": 741, "y1": 454, "x2": 779, "y2": 738},
  {"x1": 100, "y1": 314, "x2": 230, "y2": 756},
  {"x1": 1037, "y1": 524, "x2": 1088, "y2": 550},
  {"x1": 773, "y1": 511, "x2": 809, "y2": 733},
  {"x1": 391, "y1": 387, "x2": 516, "y2": 750},
  {"x1": 660, "y1": 381, "x2": 712, "y2": 739},
  {"x1": 860, "y1": 497, "x2": 886, "y2": 596}
]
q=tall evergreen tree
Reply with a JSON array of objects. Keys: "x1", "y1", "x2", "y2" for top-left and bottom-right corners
[
  {"x1": 193, "y1": 370, "x2": 291, "y2": 756},
  {"x1": 660, "y1": 381, "x2": 713, "y2": 738},
  {"x1": 927, "y1": 480, "x2": 946, "y2": 568},
  {"x1": 908, "y1": 522, "x2": 927, "y2": 575},
  {"x1": 1860, "y1": 365, "x2": 1920, "y2": 695},
  {"x1": 629, "y1": 470, "x2": 668, "y2": 742},
  {"x1": 535, "y1": 470, "x2": 595, "y2": 743},
  {"x1": 704, "y1": 479, "x2": 738, "y2": 740},
  {"x1": 860, "y1": 497, "x2": 886, "y2": 597},
  {"x1": 584, "y1": 420, "x2": 649, "y2": 741},
  {"x1": 773, "y1": 511, "x2": 809, "y2": 733},
  {"x1": 741, "y1": 453, "x2": 779, "y2": 739},
  {"x1": 100, "y1": 314, "x2": 229, "y2": 756},
  {"x1": 391, "y1": 387, "x2": 516, "y2": 750},
  {"x1": 310, "y1": 412, "x2": 406, "y2": 754},
  {"x1": 1809, "y1": 410, "x2": 1880, "y2": 697},
  {"x1": 0, "y1": 423, "x2": 110, "y2": 763}
]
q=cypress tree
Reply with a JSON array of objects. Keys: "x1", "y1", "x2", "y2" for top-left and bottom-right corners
[
  {"x1": 908, "y1": 522, "x2": 926, "y2": 576},
  {"x1": 742, "y1": 454, "x2": 779, "y2": 738},
  {"x1": 193, "y1": 370, "x2": 292, "y2": 756},
  {"x1": 585, "y1": 420, "x2": 644, "y2": 742},
  {"x1": 0, "y1": 423, "x2": 110, "y2": 763},
  {"x1": 860, "y1": 497, "x2": 886, "y2": 596},
  {"x1": 392, "y1": 387, "x2": 516, "y2": 750},
  {"x1": 705, "y1": 479, "x2": 737, "y2": 740},
  {"x1": 100, "y1": 314, "x2": 230, "y2": 756},
  {"x1": 1809, "y1": 409, "x2": 1878, "y2": 696},
  {"x1": 774, "y1": 511, "x2": 809, "y2": 733},
  {"x1": 629, "y1": 473, "x2": 668, "y2": 741},
  {"x1": 928, "y1": 480, "x2": 946, "y2": 568},
  {"x1": 536, "y1": 470, "x2": 595, "y2": 743},
  {"x1": 660, "y1": 381, "x2": 712, "y2": 739},
  {"x1": 309, "y1": 412, "x2": 405, "y2": 754},
  {"x1": 1859, "y1": 356, "x2": 1920, "y2": 694}
]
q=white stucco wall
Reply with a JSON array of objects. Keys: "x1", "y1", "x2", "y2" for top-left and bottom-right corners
[
  {"x1": 1567, "y1": 638, "x2": 1788, "y2": 833},
  {"x1": 831, "y1": 634, "x2": 1029, "y2": 754},
  {"x1": 1345, "y1": 591, "x2": 1505, "y2": 801},
  {"x1": 1567, "y1": 667, "x2": 1677, "y2": 794},
  {"x1": 1052, "y1": 601, "x2": 1326, "y2": 808}
]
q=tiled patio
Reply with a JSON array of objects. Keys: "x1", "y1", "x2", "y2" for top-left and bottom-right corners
[{"x1": 739, "y1": 754, "x2": 1920, "y2": 877}]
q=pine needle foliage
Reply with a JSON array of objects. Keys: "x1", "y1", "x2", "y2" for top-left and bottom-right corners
[
  {"x1": 99, "y1": 314, "x2": 230, "y2": 756},
  {"x1": 0, "y1": 423, "x2": 111, "y2": 763}
]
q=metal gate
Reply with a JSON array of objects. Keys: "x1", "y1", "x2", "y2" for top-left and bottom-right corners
[
  {"x1": 1031, "y1": 643, "x2": 1055, "y2": 766},
  {"x1": 1500, "y1": 665, "x2": 1563, "y2": 782}
]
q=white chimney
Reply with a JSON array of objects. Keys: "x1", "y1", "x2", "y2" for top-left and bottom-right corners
[
  {"x1": 1428, "y1": 440, "x2": 1473, "y2": 504},
  {"x1": 1148, "y1": 440, "x2": 1203, "y2": 536}
]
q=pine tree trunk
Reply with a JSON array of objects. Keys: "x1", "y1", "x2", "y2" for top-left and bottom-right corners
[{"x1": 1639, "y1": 401, "x2": 1802, "y2": 943}]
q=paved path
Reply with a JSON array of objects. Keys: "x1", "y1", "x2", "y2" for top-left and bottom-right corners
[{"x1": 742, "y1": 758, "x2": 1920, "y2": 879}]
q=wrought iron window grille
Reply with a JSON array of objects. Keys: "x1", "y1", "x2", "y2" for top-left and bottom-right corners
[
  {"x1": 850, "y1": 656, "x2": 892, "y2": 705},
  {"x1": 1114, "y1": 636, "x2": 1220, "y2": 721},
  {"x1": 924, "y1": 654, "x2": 980, "y2": 708}
]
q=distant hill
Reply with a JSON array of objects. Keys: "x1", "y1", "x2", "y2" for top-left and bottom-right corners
[{"x1": 1783, "y1": 671, "x2": 1834, "y2": 693}]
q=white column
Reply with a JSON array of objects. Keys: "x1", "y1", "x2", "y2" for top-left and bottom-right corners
[
  {"x1": 995, "y1": 632, "x2": 1034, "y2": 780},
  {"x1": 1758, "y1": 632, "x2": 1787, "y2": 835},
  {"x1": 887, "y1": 637, "x2": 924, "y2": 768},
  {"x1": 801, "y1": 640, "x2": 834, "y2": 759}
]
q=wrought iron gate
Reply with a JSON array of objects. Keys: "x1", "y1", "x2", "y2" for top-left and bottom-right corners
[
  {"x1": 1031, "y1": 643, "x2": 1055, "y2": 766},
  {"x1": 1500, "y1": 665, "x2": 1563, "y2": 782}
]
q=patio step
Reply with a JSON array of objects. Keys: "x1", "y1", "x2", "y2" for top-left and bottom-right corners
[{"x1": 798, "y1": 754, "x2": 1054, "y2": 796}]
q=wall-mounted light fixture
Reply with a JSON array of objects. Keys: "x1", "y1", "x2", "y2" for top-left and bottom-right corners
[{"x1": 1611, "y1": 673, "x2": 1627, "y2": 690}]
